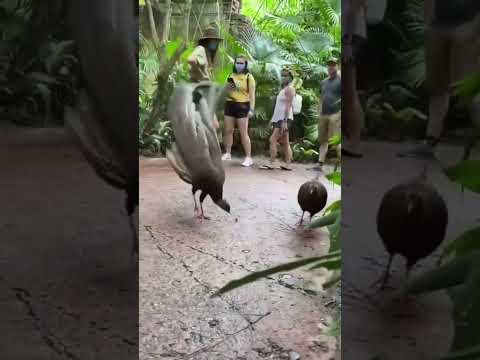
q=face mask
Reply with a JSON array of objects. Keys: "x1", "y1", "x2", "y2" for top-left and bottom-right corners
[
  {"x1": 207, "y1": 42, "x2": 218, "y2": 52},
  {"x1": 235, "y1": 63, "x2": 246, "y2": 72}
]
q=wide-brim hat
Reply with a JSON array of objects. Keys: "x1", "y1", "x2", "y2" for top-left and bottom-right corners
[
  {"x1": 199, "y1": 26, "x2": 223, "y2": 41},
  {"x1": 327, "y1": 57, "x2": 338, "y2": 65}
]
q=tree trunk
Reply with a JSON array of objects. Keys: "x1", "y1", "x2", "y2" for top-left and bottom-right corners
[
  {"x1": 161, "y1": 0, "x2": 172, "y2": 44},
  {"x1": 185, "y1": 0, "x2": 192, "y2": 42},
  {"x1": 145, "y1": 0, "x2": 160, "y2": 45}
]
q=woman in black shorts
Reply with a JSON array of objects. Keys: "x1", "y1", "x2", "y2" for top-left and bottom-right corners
[{"x1": 222, "y1": 55, "x2": 256, "y2": 167}]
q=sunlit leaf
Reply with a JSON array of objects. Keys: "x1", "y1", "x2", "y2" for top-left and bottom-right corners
[
  {"x1": 326, "y1": 171, "x2": 341, "y2": 186},
  {"x1": 453, "y1": 71, "x2": 480, "y2": 101},
  {"x1": 404, "y1": 252, "x2": 478, "y2": 295},
  {"x1": 441, "y1": 227, "x2": 480, "y2": 265},
  {"x1": 213, "y1": 252, "x2": 341, "y2": 296},
  {"x1": 444, "y1": 160, "x2": 480, "y2": 193},
  {"x1": 324, "y1": 200, "x2": 341, "y2": 215},
  {"x1": 307, "y1": 211, "x2": 338, "y2": 229}
]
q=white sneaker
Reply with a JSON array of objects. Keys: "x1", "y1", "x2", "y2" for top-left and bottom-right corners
[
  {"x1": 241, "y1": 157, "x2": 253, "y2": 167},
  {"x1": 222, "y1": 153, "x2": 231, "y2": 161}
]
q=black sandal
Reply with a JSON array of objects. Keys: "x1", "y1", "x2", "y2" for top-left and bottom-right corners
[{"x1": 342, "y1": 149, "x2": 363, "y2": 158}]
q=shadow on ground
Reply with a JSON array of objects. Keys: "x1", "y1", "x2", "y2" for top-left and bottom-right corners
[{"x1": 0, "y1": 123, "x2": 138, "y2": 359}]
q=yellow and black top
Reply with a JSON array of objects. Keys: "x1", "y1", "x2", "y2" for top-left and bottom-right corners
[{"x1": 226, "y1": 73, "x2": 255, "y2": 103}]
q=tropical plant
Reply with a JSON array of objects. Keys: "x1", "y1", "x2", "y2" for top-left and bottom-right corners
[
  {"x1": 240, "y1": 0, "x2": 340, "y2": 81},
  {"x1": 0, "y1": 1, "x2": 78, "y2": 127},
  {"x1": 138, "y1": 0, "x2": 341, "y2": 161},
  {"x1": 383, "y1": 0, "x2": 425, "y2": 88}
]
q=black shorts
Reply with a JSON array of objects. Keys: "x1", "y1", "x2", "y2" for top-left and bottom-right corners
[
  {"x1": 224, "y1": 101, "x2": 250, "y2": 118},
  {"x1": 272, "y1": 119, "x2": 293, "y2": 129}
]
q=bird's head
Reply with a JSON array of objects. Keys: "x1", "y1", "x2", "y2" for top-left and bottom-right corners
[{"x1": 215, "y1": 199, "x2": 231, "y2": 214}]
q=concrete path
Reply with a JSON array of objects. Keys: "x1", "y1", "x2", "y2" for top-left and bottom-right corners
[
  {"x1": 139, "y1": 157, "x2": 341, "y2": 359},
  {"x1": 0, "y1": 124, "x2": 137, "y2": 360}
]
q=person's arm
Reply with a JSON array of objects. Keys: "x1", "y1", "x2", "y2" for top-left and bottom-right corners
[
  {"x1": 188, "y1": 46, "x2": 205, "y2": 66},
  {"x1": 248, "y1": 75, "x2": 256, "y2": 117}
]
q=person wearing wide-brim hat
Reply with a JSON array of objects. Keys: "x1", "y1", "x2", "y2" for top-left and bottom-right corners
[
  {"x1": 187, "y1": 25, "x2": 223, "y2": 129},
  {"x1": 188, "y1": 26, "x2": 223, "y2": 83}
]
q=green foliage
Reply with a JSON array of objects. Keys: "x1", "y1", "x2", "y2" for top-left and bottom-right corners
[
  {"x1": 0, "y1": 1, "x2": 78, "y2": 127},
  {"x1": 445, "y1": 161, "x2": 480, "y2": 193},
  {"x1": 384, "y1": 0, "x2": 425, "y2": 88},
  {"x1": 364, "y1": 83, "x2": 427, "y2": 140},
  {"x1": 454, "y1": 71, "x2": 480, "y2": 101},
  {"x1": 213, "y1": 251, "x2": 340, "y2": 297},
  {"x1": 241, "y1": 0, "x2": 340, "y2": 81},
  {"x1": 139, "y1": 1, "x2": 340, "y2": 160},
  {"x1": 292, "y1": 140, "x2": 318, "y2": 162},
  {"x1": 404, "y1": 142, "x2": 480, "y2": 357},
  {"x1": 138, "y1": 36, "x2": 191, "y2": 155}
]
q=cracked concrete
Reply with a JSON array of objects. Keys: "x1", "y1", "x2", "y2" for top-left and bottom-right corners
[
  {"x1": 139, "y1": 157, "x2": 340, "y2": 359},
  {"x1": 0, "y1": 124, "x2": 137, "y2": 359}
]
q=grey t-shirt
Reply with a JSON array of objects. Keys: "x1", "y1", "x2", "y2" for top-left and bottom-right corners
[{"x1": 321, "y1": 75, "x2": 341, "y2": 115}]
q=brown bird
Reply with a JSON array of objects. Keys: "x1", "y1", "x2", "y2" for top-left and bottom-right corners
[
  {"x1": 297, "y1": 176, "x2": 328, "y2": 225},
  {"x1": 375, "y1": 165, "x2": 448, "y2": 288}
]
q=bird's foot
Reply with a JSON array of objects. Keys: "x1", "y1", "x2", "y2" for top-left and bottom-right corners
[{"x1": 196, "y1": 213, "x2": 211, "y2": 221}]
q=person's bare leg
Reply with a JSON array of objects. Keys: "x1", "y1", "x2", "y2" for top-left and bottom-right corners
[
  {"x1": 426, "y1": 93, "x2": 450, "y2": 139},
  {"x1": 283, "y1": 129, "x2": 293, "y2": 169},
  {"x1": 212, "y1": 114, "x2": 220, "y2": 129},
  {"x1": 398, "y1": 26, "x2": 451, "y2": 158},
  {"x1": 270, "y1": 128, "x2": 280, "y2": 165},
  {"x1": 238, "y1": 117, "x2": 253, "y2": 166},
  {"x1": 342, "y1": 61, "x2": 363, "y2": 157},
  {"x1": 222, "y1": 115, "x2": 235, "y2": 160}
]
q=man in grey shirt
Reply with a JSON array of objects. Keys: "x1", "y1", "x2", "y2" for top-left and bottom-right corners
[{"x1": 317, "y1": 58, "x2": 341, "y2": 169}]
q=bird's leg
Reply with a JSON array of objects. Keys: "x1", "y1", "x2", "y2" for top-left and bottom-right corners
[
  {"x1": 197, "y1": 192, "x2": 210, "y2": 220},
  {"x1": 193, "y1": 192, "x2": 199, "y2": 217},
  {"x1": 199, "y1": 201, "x2": 210, "y2": 220},
  {"x1": 298, "y1": 211, "x2": 305, "y2": 226},
  {"x1": 370, "y1": 254, "x2": 393, "y2": 290}
]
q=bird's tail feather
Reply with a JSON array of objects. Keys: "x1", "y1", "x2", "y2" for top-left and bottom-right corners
[{"x1": 166, "y1": 144, "x2": 193, "y2": 184}]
